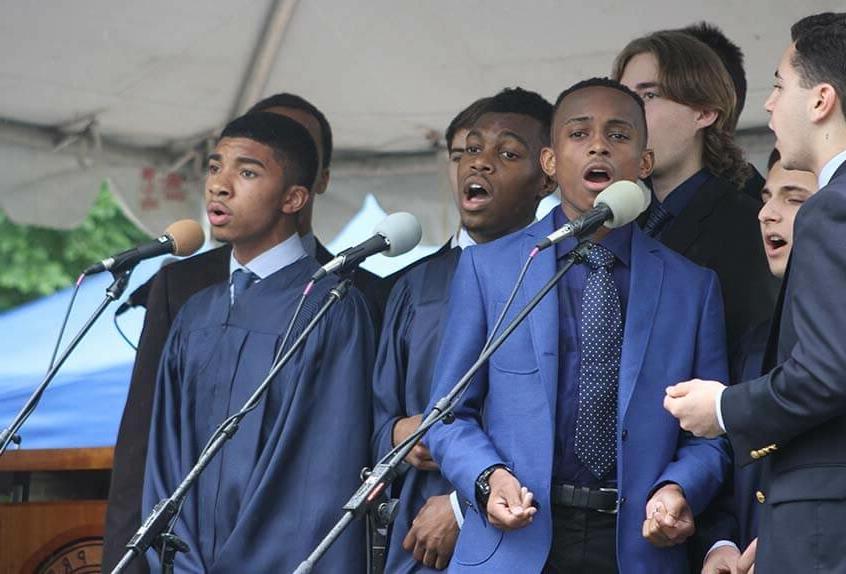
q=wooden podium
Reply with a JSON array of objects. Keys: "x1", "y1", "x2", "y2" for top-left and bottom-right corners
[{"x1": 0, "y1": 447, "x2": 112, "y2": 574}]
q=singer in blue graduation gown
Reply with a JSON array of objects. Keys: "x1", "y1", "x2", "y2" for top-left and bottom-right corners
[
  {"x1": 372, "y1": 244, "x2": 460, "y2": 572},
  {"x1": 142, "y1": 111, "x2": 376, "y2": 573},
  {"x1": 143, "y1": 256, "x2": 375, "y2": 573}
]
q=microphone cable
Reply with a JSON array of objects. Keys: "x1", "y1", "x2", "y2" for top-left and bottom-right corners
[
  {"x1": 113, "y1": 312, "x2": 138, "y2": 351},
  {"x1": 4, "y1": 272, "x2": 88, "y2": 451},
  {"x1": 48, "y1": 273, "x2": 86, "y2": 370}
]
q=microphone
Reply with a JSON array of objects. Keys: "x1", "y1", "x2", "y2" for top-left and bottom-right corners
[
  {"x1": 83, "y1": 220, "x2": 205, "y2": 276},
  {"x1": 535, "y1": 179, "x2": 650, "y2": 251},
  {"x1": 311, "y1": 212, "x2": 422, "y2": 282}
]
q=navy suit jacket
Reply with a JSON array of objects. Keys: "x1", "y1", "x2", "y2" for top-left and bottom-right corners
[
  {"x1": 722, "y1": 160, "x2": 846, "y2": 563},
  {"x1": 426, "y1": 210, "x2": 731, "y2": 573},
  {"x1": 691, "y1": 320, "x2": 768, "y2": 567}
]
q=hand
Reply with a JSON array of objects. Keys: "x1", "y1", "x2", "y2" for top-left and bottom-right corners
[
  {"x1": 402, "y1": 494, "x2": 459, "y2": 570},
  {"x1": 642, "y1": 483, "x2": 695, "y2": 547},
  {"x1": 486, "y1": 468, "x2": 537, "y2": 530},
  {"x1": 393, "y1": 414, "x2": 438, "y2": 471},
  {"x1": 737, "y1": 538, "x2": 757, "y2": 574},
  {"x1": 664, "y1": 379, "x2": 727, "y2": 438},
  {"x1": 702, "y1": 544, "x2": 740, "y2": 574}
]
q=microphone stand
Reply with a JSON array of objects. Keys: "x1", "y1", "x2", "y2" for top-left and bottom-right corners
[
  {"x1": 112, "y1": 279, "x2": 352, "y2": 574},
  {"x1": 294, "y1": 240, "x2": 593, "y2": 574},
  {"x1": 0, "y1": 269, "x2": 133, "y2": 456}
]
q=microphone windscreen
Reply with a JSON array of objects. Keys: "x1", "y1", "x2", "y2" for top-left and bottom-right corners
[
  {"x1": 165, "y1": 219, "x2": 205, "y2": 257},
  {"x1": 594, "y1": 180, "x2": 650, "y2": 228},
  {"x1": 374, "y1": 212, "x2": 422, "y2": 257}
]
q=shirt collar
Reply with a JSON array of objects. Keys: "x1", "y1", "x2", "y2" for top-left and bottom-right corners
[
  {"x1": 818, "y1": 149, "x2": 846, "y2": 189},
  {"x1": 450, "y1": 218, "x2": 539, "y2": 250},
  {"x1": 659, "y1": 168, "x2": 711, "y2": 217},
  {"x1": 450, "y1": 227, "x2": 477, "y2": 250},
  {"x1": 229, "y1": 233, "x2": 307, "y2": 280},
  {"x1": 553, "y1": 206, "x2": 632, "y2": 267}
]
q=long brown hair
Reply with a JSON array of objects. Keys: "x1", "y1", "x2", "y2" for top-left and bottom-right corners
[{"x1": 613, "y1": 31, "x2": 751, "y2": 188}]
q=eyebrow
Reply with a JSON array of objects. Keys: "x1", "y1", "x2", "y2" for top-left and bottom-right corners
[
  {"x1": 563, "y1": 116, "x2": 636, "y2": 130},
  {"x1": 467, "y1": 128, "x2": 531, "y2": 148},
  {"x1": 207, "y1": 153, "x2": 267, "y2": 169},
  {"x1": 779, "y1": 184, "x2": 812, "y2": 194},
  {"x1": 498, "y1": 129, "x2": 530, "y2": 147},
  {"x1": 634, "y1": 81, "x2": 660, "y2": 91}
]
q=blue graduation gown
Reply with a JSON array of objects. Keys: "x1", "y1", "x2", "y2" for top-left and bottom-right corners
[
  {"x1": 371, "y1": 243, "x2": 461, "y2": 574},
  {"x1": 143, "y1": 256, "x2": 375, "y2": 573}
]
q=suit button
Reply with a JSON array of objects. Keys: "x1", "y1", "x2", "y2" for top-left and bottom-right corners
[
  {"x1": 750, "y1": 450, "x2": 761, "y2": 459},
  {"x1": 756, "y1": 491, "x2": 766, "y2": 504},
  {"x1": 621, "y1": 429, "x2": 628, "y2": 441}
]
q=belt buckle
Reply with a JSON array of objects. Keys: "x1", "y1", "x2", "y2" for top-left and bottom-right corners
[{"x1": 596, "y1": 487, "x2": 619, "y2": 514}]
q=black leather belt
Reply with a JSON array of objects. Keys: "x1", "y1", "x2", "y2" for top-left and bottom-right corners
[{"x1": 550, "y1": 483, "x2": 618, "y2": 514}]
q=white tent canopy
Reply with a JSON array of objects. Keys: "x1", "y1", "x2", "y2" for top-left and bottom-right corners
[{"x1": 0, "y1": 0, "x2": 839, "y2": 244}]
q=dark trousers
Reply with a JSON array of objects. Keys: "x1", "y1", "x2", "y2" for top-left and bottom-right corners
[{"x1": 544, "y1": 505, "x2": 618, "y2": 574}]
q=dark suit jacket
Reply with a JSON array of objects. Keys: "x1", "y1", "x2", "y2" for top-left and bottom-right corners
[
  {"x1": 689, "y1": 320, "x2": 768, "y2": 569},
  {"x1": 654, "y1": 174, "x2": 779, "y2": 353},
  {"x1": 101, "y1": 241, "x2": 390, "y2": 572},
  {"x1": 722, "y1": 160, "x2": 846, "y2": 570}
]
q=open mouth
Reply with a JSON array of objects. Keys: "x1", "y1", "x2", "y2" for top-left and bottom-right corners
[
  {"x1": 207, "y1": 203, "x2": 232, "y2": 226},
  {"x1": 461, "y1": 181, "x2": 493, "y2": 210},
  {"x1": 585, "y1": 169, "x2": 611, "y2": 183},
  {"x1": 765, "y1": 233, "x2": 788, "y2": 250},
  {"x1": 582, "y1": 164, "x2": 614, "y2": 191}
]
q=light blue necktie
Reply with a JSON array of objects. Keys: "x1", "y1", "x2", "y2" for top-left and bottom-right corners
[{"x1": 231, "y1": 269, "x2": 258, "y2": 303}]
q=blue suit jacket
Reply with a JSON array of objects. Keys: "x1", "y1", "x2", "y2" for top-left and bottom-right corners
[{"x1": 426, "y1": 211, "x2": 730, "y2": 573}]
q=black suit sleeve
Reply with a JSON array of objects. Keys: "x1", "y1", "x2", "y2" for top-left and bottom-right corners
[{"x1": 723, "y1": 186, "x2": 846, "y2": 464}]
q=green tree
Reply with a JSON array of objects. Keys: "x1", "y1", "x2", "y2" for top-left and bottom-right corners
[{"x1": 0, "y1": 183, "x2": 149, "y2": 311}]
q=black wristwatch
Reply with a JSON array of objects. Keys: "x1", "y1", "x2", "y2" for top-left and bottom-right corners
[{"x1": 475, "y1": 464, "x2": 512, "y2": 509}]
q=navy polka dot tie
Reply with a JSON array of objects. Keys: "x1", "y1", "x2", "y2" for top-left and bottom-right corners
[
  {"x1": 231, "y1": 268, "x2": 258, "y2": 303},
  {"x1": 575, "y1": 243, "x2": 622, "y2": 480}
]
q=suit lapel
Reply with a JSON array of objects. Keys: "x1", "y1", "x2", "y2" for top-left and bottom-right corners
[
  {"x1": 762, "y1": 256, "x2": 789, "y2": 372},
  {"x1": 522, "y1": 213, "x2": 560, "y2": 412},
  {"x1": 618, "y1": 228, "x2": 663, "y2": 418},
  {"x1": 660, "y1": 175, "x2": 725, "y2": 255}
]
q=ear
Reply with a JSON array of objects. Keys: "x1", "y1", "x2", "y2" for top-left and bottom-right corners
[
  {"x1": 810, "y1": 83, "x2": 839, "y2": 124},
  {"x1": 639, "y1": 148, "x2": 655, "y2": 179},
  {"x1": 540, "y1": 147, "x2": 557, "y2": 178},
  {"x1": 537, "y1": 171, "x2": 558, "y2": 199},
  {"x1": 313, "y1": 168, "x2": 331, "y2": 195},
  {"x1": 281, "y1": 184, "x2": 311, "y2": 215},
  {"x1": 695, "y1": 108, "x2": 719, "y2": 130}
]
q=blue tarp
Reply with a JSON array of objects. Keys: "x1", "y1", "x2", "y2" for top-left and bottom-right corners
[{"x1": 0, "y1": 260, "x2": 157, "y2": 449}]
